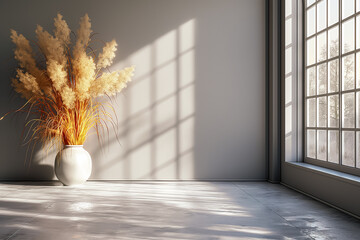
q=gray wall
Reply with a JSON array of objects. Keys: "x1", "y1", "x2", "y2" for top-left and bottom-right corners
[{"x1": 0, "y1": 0, "x2": 266, "y2": 180}]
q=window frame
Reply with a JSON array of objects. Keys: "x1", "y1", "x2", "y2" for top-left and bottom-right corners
[{"x1": 303, "y1": 0, "x2": 360, "y2": 176}]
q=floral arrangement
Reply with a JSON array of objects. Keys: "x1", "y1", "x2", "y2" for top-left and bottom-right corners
[{"x1": 3, "y1": 14, "x2": 134, "y2": 148}]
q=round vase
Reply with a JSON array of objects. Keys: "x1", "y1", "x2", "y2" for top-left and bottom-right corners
[{"x1": 55, "y1": 145, "x2": 92, "y2": 186}]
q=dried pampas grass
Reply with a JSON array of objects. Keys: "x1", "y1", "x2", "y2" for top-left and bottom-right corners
[{"x1": 4, "y1": 13, "x2": 135, "y2": 149}]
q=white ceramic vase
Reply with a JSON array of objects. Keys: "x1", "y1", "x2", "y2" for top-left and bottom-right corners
[{"x1": 55, "y1": 145, "x2": 92, "y2": 186}]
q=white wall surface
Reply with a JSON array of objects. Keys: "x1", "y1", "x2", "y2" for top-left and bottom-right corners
[{"x1": 0, "y1": 0, "x2": 266, "y2": 180}]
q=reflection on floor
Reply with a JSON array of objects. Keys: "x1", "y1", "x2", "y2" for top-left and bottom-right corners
[{"x1": 0, "y1": 181, "x2": 359, "y2": 239}]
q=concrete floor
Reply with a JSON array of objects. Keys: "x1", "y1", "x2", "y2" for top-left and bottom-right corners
[{"x1": 0, "y1": 182, "x2": 359, "y2": 240}]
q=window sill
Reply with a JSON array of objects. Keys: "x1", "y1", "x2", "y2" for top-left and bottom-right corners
[{"x1": 285, "y1": 162, "x2": 360, "y2": 187}]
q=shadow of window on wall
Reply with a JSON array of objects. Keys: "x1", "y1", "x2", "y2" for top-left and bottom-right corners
[{"x1": 86, "y1": 19, "x2": 196, "y2": 180}]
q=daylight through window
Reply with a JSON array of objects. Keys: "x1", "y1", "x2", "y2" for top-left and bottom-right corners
[{"x1": 305, "y1": 0, "x2": 360, "y2": 169}]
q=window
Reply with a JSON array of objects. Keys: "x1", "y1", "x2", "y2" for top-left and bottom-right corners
[{"x1": 304, "y1": 0, "x2": 360, "y2": 173}]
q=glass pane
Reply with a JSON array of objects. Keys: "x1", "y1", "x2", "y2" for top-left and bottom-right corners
[
  {"x1": 357, "y1": 92, "x2": 360, "y2": 127},
  {"x1": 318, "y1": 96, "x2": 328, "y2": 127},
  {"x1": 285, "y1": 19, "x2": 292, "y2": 46},
  {"x1": 286, "y1": 0, "x2": 292, "y2": 17},
  {"x1": 328, "y1": 130, "x2": 339, "y2": 164},
  {"x1": 307, "y1": 37, "x2": 316, "y2": 66},
  {"x1": 357, "y1": 132, "x2": 360, "y2": 168},
  {"x1": 317, "y1": 32, "x2": 327, "y2": 62},
  {"x1": 342, "y1": 131, "x2": 355, "y2": 167},
  {"x1": 317, "y1": 63, "x2": 327, "y2": 94},
  {"x1": 307, "y1": 67, "x2": 316, "y2": 96},
  {"x1": 307, "y1": 130, "x2": 316, "y2": 158},
  {"x1": 328, "y1": 25, "x2": 339, "y2": 58},
  {"x1": 342, "y1": 92, "x2": 355, "y2": 128},
  {"x1": 285, "y1": 48, "x2": 292, "y2": 74},
  {"x1": 357, "y1": 0, "x2": 360, "y2": 12},
  {"x1": 357, "y1": 53, "x2": 360, "y2": 88},
  {"x1": 307, "y1": 0, "x2": 316, "y2": 7},
  {"x1": 317, "y1": 130, "x2": 327, "y2": 161},
  {"x1": 342, "y1": 54, "x2": 355, "y2": 90},
  {"x1": 329, "y1": 0, "x2": 339, "y2": 25},
  {"x1": 285, "y1": 76, "x2": 292, "y2": 104},
  {"x1": 329, "y1": 95, "x2": 339, "y2": 127},
  {"x1": 357, "y1": 16, "x2": 360, "y2": 49},
  {"x1": 307, "y1": 98, "x2": 316, "y2": 127},
  {"x1": 342, "y1": 0, "x2": 355, "y2": 19},
  {"x1": 328, "y1": 59, "x2": 339, "y2": 92},
  {"x1": 307, "y1": 6, "x2": 316, "y2": 37},
  {"x1": 317, "y1": 0, "x2": 327, "y2": 32},
  {"x1": 342, "y1": 18, "x2": 355, "y2": 54}
]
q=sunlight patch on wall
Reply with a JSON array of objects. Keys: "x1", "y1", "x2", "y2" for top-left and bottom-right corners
[
  {"x1": 284, "y1": 0, "x2": 297, "y2": 162},
  {"x1": 97, "y1": 19, "x2": 196, "y2": 179}
]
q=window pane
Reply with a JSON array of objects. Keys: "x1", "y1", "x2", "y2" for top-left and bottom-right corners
[
  {"x1": 357, "y1": 53, "x2": 360, "y2": 88},
  {"x1": 307, "y1": 67, "x2": 316, "y2": 96},
  {"x1": 285, "y1": 48, "x2": 292, "y2": 74},
  {"x1": 307, "y1": 98, "x2": 316, "y2": 127},
  {"x1": 342, "y1": 92, "x2": 355, "y2": 128},
  {"x1": 342, "y1": 0, "x2": 355, "y2": 19},
  {"x1": 342, "y1": 18, "x2": 355, "y2": 54},
  {"x1": 357, "y1": 132, "x2": 360, "y2": 168},
  {"x1": 307, "y1": 37, "x2": 316, "y2": 66},
  {"x1": 317, "y1": 0, "x2": 327, "y2": 32},
  {"x1": 329, "y1": 95, "x2": 339, "y2": 127},
  {"x1": 285, "y1": 19, "x2": 292, "y2": 46},
  {"x1": 328, "y1": 25, "x2": 339, "y2": 58},
  {"x1": 342, "y1": 54, "x2": 355, "y2": 90},
  {"x1": 307, "y1": 130, "x2": 316, "y2": 158},
  {"x1": 342, "y1": 131, "x2": 355, "y2": 167},
  {"x1": 328, "y1": 59, "x2": 339, "y2": 92},
  {"x1": 307, "y1": 6, "x2": 316, "y2": 37},
  {"x1": 328, "y1": 130, "x2": 339, "y2": 164},
  {"x1": 317, "y1": 32, "x2": 327, "y2": 62},
  {"x1": 329, "y1": 0, "x2": 340, "y2": 25},
  {"x1": 303, "y1": 0, "x2": 360, "y2": 170},
  {"x1": 317, "y1": 130, "x2": 327, "y2": 161},
  {"x1": 285, "y1": 76, "x2": 292, "y2": 104},
  {"x1": 357, "y1": 16, "x2": 360, "y2": 49},
  {"x1": 286, "y1": 0, "x2": 292, "y2": 17},
  {"x1": 317, "y1": 63, "x2": 327, "y2": 94},
  {"x1": 318, "y1": 96, "x2": 328, "y2": 127},
  {"x1": 307, "y1": 0, "x2": 316, "y2": 7},
  {"x1": 357, "y1": 92, "x2": 360, "y2": 127}
]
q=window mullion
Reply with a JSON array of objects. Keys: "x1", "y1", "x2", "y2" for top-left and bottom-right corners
[
  {"x1": 355, "y1": 0, "x2": 358, "y2": 168},
  {"x1": 339, "y1": 0, "x2": 343, "y2": 166},
  {"x1": 315, "y1": 1, "x2": 318, "y2": 160},
  {"x1": 326, "y1": 0, "x2": 329, "y2": 162}
]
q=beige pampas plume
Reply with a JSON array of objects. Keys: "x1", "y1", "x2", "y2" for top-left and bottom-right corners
[
  {"x1": 11, "y1": 78, "x2": 32, "y2": 100},
  {"x1": 115, "y1": 66, "x2": 135, "y2": 92},
  {"x1": 10, "y1": 30, "x2": 39, "y2": 77},
  {"x1": 7, "y1": 13, "x2": 135, "y2": 147},
  {"x1": 89, "y1": 66, "x2": 135, "y2": 97},
  {"x1": 60, "y1": 86, "x2": 76, "y2": 109},
  {"x1": 73, "y1": 52, "x2": 96, "y2": 100},
  {"x1": 10, "y1": 30, "x2": 51, "y2": 96},
  {"x1": 47, "y1": 59, "x2": 68, "y2": 91},
  {"x1": 72, "y1": 14, "x2": 95, "y2": 101},
  {"x1": 54, "y1": 13, "x2": 71, "y2": 45},
  {"x1": 73, "y1": 14, "x2": 92, "y2": 58},
  {"x1": 97, "y1": 39, "x2": 117, "y2": 69},
  {"x1": 89, "y1": 71, "x2": 119, "y2": 97},
  {"x1": 35, "y1": 25, "x2": 67, "y2": 65},
  {"x1": 13, "y1": 69, "x2": 42, "y2": 99}
]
